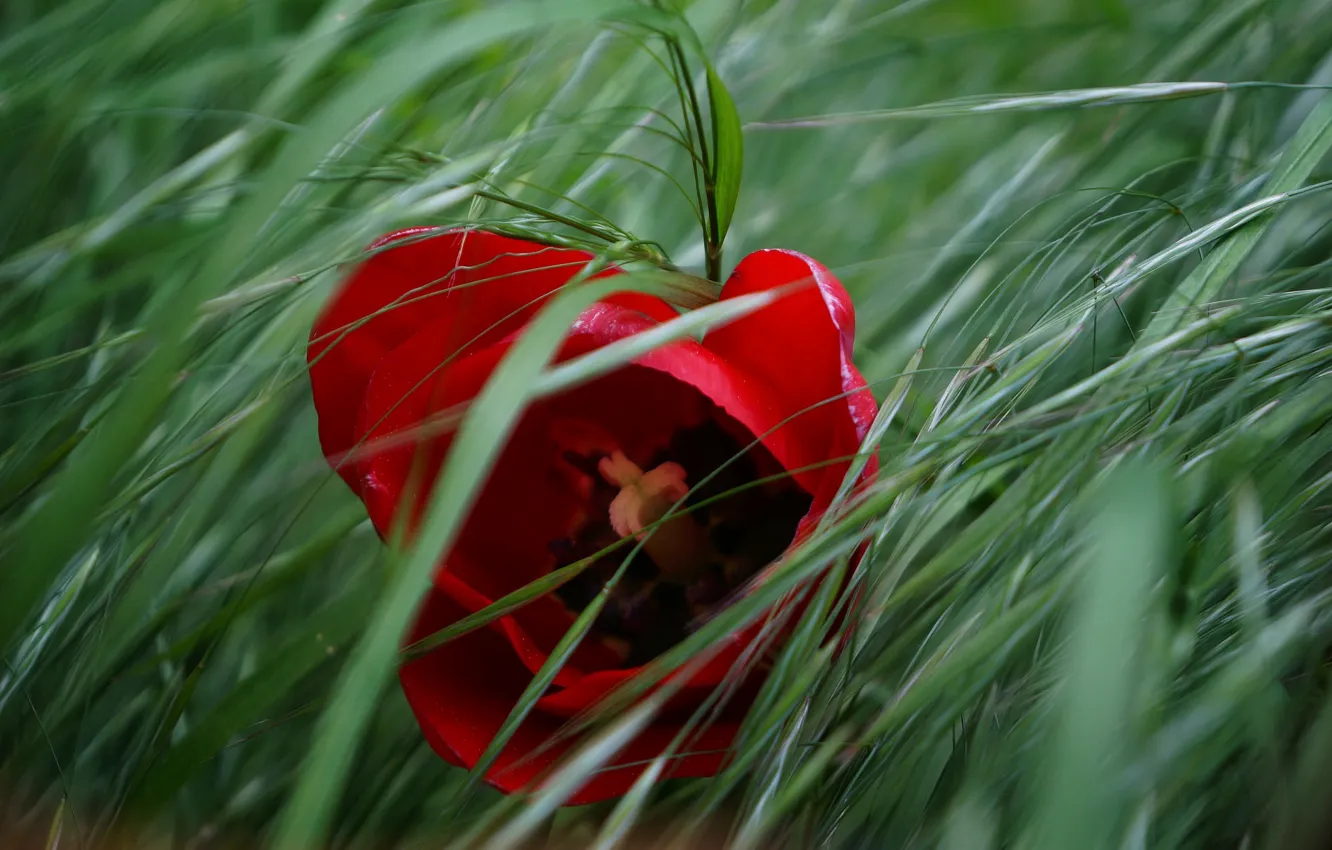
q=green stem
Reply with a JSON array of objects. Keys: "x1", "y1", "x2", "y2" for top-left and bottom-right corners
[{"x1": 667, "y1": 37, "x2": 722, "y2": 282}]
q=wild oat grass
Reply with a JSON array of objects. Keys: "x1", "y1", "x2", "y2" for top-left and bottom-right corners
[{"x1": 3, "y1": 0, "x2": 1332, "y2": 848}]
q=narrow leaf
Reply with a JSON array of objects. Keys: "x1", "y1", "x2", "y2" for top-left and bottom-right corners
[{"x1": 707, "y1": 64, "x2": 744, "y2": 244}]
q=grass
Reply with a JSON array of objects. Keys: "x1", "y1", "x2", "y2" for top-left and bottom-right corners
[{"x1": 3, "y1": 0, "x2": 1332, "y2": 847}]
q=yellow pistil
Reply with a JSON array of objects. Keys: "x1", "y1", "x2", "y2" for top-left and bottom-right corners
[{"x1": 597, "y1": 451, "x2": 714, "y2": 582}]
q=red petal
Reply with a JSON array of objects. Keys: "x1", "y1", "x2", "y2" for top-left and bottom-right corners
[
  {"x1": 399, "y1": 587, "x2": 568, "y2": 785},
  {"x1": 703, "y1": 250, "x2": 879, "y2": 507},
  {"x1": 309, "y1": 228, "x2": 638, "y2": 497},
  {"x1": 401, "y1": 587, "x2": 740, "y2": 804},
  {"x1": 564, "y1": 302, "x2": 827, "y2": 496},
  {"x1": 432, "y1": 567, "x2": 623, "y2": 686},
  {"x1": 535, "y1": 636, "x2": 764, "y2": 717},
  {"x1": 355, "y1": 338, "x2": 514, "y2": 537}
]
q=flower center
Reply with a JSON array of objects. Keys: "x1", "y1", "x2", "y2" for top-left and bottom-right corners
[
  {"x1": 547, "y1": 416, "x2": 813, "y2": 667},
  {"x1": 597, "y1": 451, "x2": 714, "y2": 583}
]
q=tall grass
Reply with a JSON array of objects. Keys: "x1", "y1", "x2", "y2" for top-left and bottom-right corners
[{"x1": 3, "y1": 0, "x2": 1332, "y2": 847}]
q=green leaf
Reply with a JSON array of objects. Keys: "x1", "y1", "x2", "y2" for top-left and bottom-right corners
[
  {"x1": 1025, "y1": 460, "x2": 1170, "y2": 850},
  {"x1": 749, "y1": 82, "x2": 1231, "y2": 129},
  {"x1": 706, "y1": 63, "x2": 743, "y2": 245}
]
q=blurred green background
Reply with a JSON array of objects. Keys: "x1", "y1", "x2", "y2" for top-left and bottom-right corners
[{"x1": 3, "y1": 0, "x2": 1332, "y2": 847}]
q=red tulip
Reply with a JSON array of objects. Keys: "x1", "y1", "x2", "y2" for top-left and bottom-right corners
[{"x1": 307, "y1": 227, "x2": 878, "y2": 804}]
